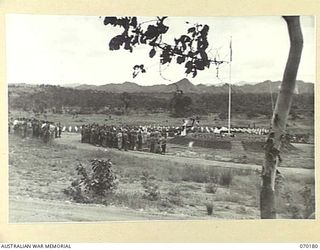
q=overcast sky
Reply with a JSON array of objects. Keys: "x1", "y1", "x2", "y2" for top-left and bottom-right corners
[{"x1": 5, "y1": 14, "x2": 315, "y2": 86}]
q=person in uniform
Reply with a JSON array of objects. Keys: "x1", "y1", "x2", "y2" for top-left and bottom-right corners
[
  {"x1": 81, "y1": 125, "x2": 85, "y2": 143},
  {"x1": 117, "y1": 130, "x2": 123, "y2": 150},
  {"x1": 32, "y1": 119, "x2": 39, "y2": 138},
  {"x1": 160, "y1": 134, "x2": 167, "y2": 154},
  {"x1": 150, "y1": 131, "x2": 155, "y2": 153},
  {"x1": 93, "y1": 125, "x2": 100, "y2": 146},
  {"x1": 106, "y1": 130, "x2": 112, "y2": 148},
  {"x1": 137, "y1": 131, "x2": 143, "y2": 151},
  {"x1": 154, "y1": 131, "x2": 161, "y2": 154},
  {"x1": 57, "y1": 122, "x2": 62, "y2": 138},
  {"x1": 112, "y1": 129, "x2": 117, "y2": 148},
  {"x1": 130, "y1": 129, "x2": 137, "y2": 150},
  {"x1": 99, "y1": 127, "x2": 106, "y2": 147},
  {"x1": 42, "y1": 123, "x2": 50, "y2": 143},
  {"x1": 8, "y1": 118, "x2": 13, "y2": 133},
  {"x1": 54, "y1": 124, "x2": 58, "y2": 138},
  {"x1": 122, "y1": 130, "x2": 129, "y2": 151},
  {"x1": 21, "y1": 120, "x2": 27, "y2": 138}
]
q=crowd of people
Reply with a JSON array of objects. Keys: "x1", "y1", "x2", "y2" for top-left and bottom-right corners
[
  {"x1": 9, "y1": 116, "x2": 311, "y2": 146},
  {"x1": 72, "y1": 124, "x2": 270, "y2": 137},
  {"x1": 81, "y1": 124, "x2": 168, "y2": 154},
  {"x1": 9, "y1": 117, "x2": 62, "y2": 143}
]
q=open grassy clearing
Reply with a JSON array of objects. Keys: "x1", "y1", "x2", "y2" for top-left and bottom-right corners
[
  {"x1": 167, "y1": 137, "x2": 314, "y2": 169},
  {"x1": 9, "y1": 131, "x2": 315, "y2": 222}
]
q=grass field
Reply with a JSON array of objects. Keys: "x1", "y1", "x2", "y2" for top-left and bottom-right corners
[
  {"x1": 9, "y1": 130, "x2": 315, "y2": 222},
  {"x1": 168, "y1": 136, "x2": 314, "y2": 169}
]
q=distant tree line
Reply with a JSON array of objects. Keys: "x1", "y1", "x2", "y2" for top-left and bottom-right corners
[{"x1": 8, "y1": 85, "x2": 314, "y2": 118}]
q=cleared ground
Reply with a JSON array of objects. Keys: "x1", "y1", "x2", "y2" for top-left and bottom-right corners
[{"x1": 9, "y1": 131, "x2": 315, "y2": 222}]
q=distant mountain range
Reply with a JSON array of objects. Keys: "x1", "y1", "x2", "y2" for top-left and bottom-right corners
[
  {"x1": 9, "y1": 79, "x2": 314, "y2": 94},
  {"x1": 72, "y1": 78, "x2": 314, "y2": 94}
]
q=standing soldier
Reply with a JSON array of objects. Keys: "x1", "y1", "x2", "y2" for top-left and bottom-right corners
[
  {"x1": 8, "y1": 118, "x2": 13, "y2": 133},
  {"x1": 122, "y1": 130, "x2": 129, "y2": 151},
  {"x1": 127, "y1": 130, "x2": 132, "y2": 150},
  {"x1": 154, "y1": 132, "x2": 161, "y2": 154},
  {"x1": 112, "y1": 129, "x2": 117, "y2": 148},
  {"x1": 58, "y1": 122, "x2": 62, "y2": 138},
  {"x1": 117, "y1": 130, "x2": 123, "y2": 150},
  {"x1": 32, "y1": 119, "x2": 38, "y2": 138},
  {"x1": 89, "y1": 125, "x2": 95, "y2": 144},
  {"x1": 21, "y1": 120, "x2": 27, "y2": 138},
  {"x1": 106, "y1": 130, "x2": 112, "y2": 148},
  {"x1": 26, "y1": 119, "x2": 33, "y2": 138},
  {"x1": 54, "y1": 124, "x2": 58, "y2": 138},
  {"x1": 130, "y1": 129, "x2": 137, "y2": 150},
  {"x1": 137, "y1": 130, "x2": 143, "y2": 151},
  {"x1": 94, "y1": 125, "x2": 100, "y2": 146},
  {"x1": 99, "y1": 127, "x2": 106, "y2": 147},
  {"x1": 81, "y1": 125, "x2": 85, "y2": 142},
  {"x1": 42, "y1": 123, "x2": 50, "y2": 143},
  {"x1": 160, "y1": 134, "x2": 167, "y2": 154},
  {"x1": 150, "y1": 131, "x2": 155, "y2": 153},
  {"x1": 84, "y1": 125, "x2": 89, "y2": 143}
]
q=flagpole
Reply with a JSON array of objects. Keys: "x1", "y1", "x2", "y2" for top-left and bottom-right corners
[{"x1": 228, "y1": 36, "x2": 232, "y2": 135}]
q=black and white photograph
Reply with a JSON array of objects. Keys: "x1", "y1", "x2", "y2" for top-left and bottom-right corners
[{"x1": 6, "y1": 14, "x2": 315, "y2": 222}]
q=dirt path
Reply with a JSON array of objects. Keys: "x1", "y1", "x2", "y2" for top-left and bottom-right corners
[
  {"x1": 57, "y1": 133, "x2": 314, "y2": 176},
  {"x1": 9, "y1": 196, "x2": 198, "y2": 222}
]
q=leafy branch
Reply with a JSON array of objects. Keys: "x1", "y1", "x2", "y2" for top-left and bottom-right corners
[{"x1": 103, "y1": 16, "x2": 228, "y2": 78}]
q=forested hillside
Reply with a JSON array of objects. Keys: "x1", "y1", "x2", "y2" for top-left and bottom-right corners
[{"x1": 8, "y1": 83, "x2": 314, "y2": 119}]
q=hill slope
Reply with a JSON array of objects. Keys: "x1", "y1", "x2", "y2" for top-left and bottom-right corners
[{"x1": 74, "y1": 79, "x2": 314, "y2": 94}]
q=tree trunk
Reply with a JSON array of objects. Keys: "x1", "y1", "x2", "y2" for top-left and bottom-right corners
[{"x1": 260, "y1": 16, "x2": 303, "y2": 219}]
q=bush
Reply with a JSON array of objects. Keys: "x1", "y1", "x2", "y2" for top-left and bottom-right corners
[
  {"x1": 167, "y1": 186, "x2": 183, "y2": 206},
  {"x1": 141, "y1": 171, "x2": 160, "y2": 201},
  {"x1": 207, "y1": 169, "x2": 220, "y2": 183},
  {"x1": 90, "y1": 159, "x2": 118, "y2": 195},
  {"x1": 219, "y1": 169, "x2": 233, "y2": 186},
  {"x1": 64, "y1": 159, "x2": 118, "y2": 202},
  {"x1": 280, "y1": 190, "x2": 304, "y2": 219},
  {"x1": 205, "y1": 182, "x2": 218, "y2": 194},
  {"x1": 299, "y1": 186, "x2": 315, "y2": 218},
  {"x1": 205, "y1": 201, "x2": 214, "y2": 215},
  {"x1": 181, "y1": 165, "x2": 208, "y2": 183}
]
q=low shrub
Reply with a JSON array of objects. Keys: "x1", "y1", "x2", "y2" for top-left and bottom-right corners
[
  {"x1": 205, "y1": 182, "x2": 219, "y2": 194},
  {"x1": 299, "y1": 186, "x2": 315, "y2": 218},
  {"x1": 280, "y1": 190, "x2": 304, "y2": 219},
  {"x1": 205, "y1": 201, "x2": 214, "y2": 215},
  {"x1": 219, "y1": 169, "x2": 233, "y2": 186},
  {"x1": 141, "y1": 171, "x2": 160, "y2": 201},
  {"x1": 64, "y1": 159, "x2": 118, "y2": 203},
  {"x1": 181, "y1": 165, "x2": 208, "y2": 183},
  {"x1": 167, "y1": 186, "x2": 183, "y2": 206}
]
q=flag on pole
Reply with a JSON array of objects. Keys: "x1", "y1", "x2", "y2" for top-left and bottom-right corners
[{"x1": 230, "y1": 36, "x2": 232, "y2": 62}]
